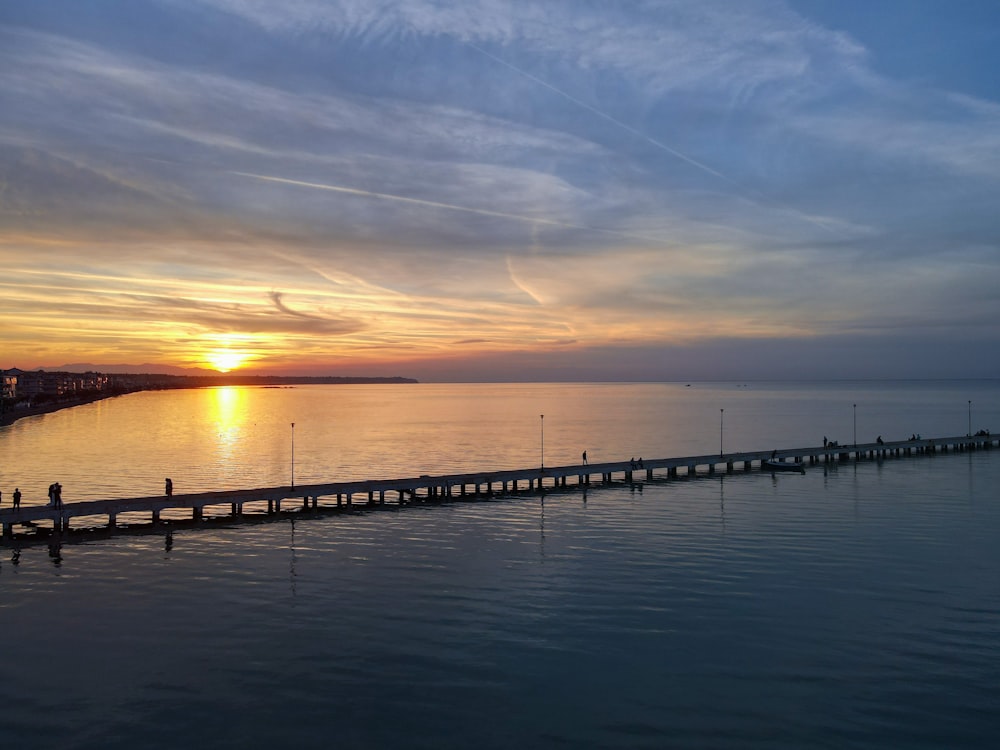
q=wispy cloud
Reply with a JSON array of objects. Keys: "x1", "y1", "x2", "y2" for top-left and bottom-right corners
[
  {"x1": 180, "y1": 0, "x2": 866, "y2": 96},
  {"x1": 2, "y1": 1, "x2": 999, "y2": 376}
]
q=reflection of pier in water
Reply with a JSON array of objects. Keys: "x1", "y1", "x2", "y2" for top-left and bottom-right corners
[{"x1": 2, "y1": 434, "x2": 995, "y2": 540}]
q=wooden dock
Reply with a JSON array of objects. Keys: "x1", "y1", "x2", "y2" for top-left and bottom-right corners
[{"x1": 2, "y1": 434, "x2": 995, "y2": 539}]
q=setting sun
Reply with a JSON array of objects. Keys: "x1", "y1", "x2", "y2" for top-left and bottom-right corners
[{"x1": 206, "y1": 349, "x2": 249, "y2": 373}]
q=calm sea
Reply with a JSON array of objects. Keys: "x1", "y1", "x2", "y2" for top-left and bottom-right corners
[{"x1": 1, "y1": 381, "x2": 999, "y2": 749}]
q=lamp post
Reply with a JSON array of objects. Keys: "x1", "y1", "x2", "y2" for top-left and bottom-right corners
[
  {"x1": 720, "y1": 408, "x2": 724, "y2": 456},
  {"x1": 853, "y1": 404, "x2": 857, "y2": 447},
  {"x1": 540, "y1": 414, "x2": 545, "y2": 470},
  {"x1": 291, "y1": 422, "x2": 296, "y2": 489},
  {"x1": 968, "y1": 400, "x2": 972, "y2": 436}
]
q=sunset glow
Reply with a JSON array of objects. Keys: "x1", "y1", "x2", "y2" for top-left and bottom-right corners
[
  {"x1": 2, "y1": 2, "x2": 998, "y2": 380},
  {"x1": 206, "y1": 349, "x2": 250, "y2": 374}
]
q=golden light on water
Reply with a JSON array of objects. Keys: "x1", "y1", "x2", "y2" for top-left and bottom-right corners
[
  {"x1": 208, "y1": 386, "x2": 252, "y2": 464},
  {"x1": 212, "y1": 385, "x2": 245, "y2": 435}
]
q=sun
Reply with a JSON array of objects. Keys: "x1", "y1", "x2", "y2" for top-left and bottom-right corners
[{"x1": 206, "y1": 349, "x2": 249, "y2": 373}]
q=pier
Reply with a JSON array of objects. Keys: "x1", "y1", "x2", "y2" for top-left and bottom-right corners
[{"x1": 2, "y1": 434, "x2": 996, "y2": 540}]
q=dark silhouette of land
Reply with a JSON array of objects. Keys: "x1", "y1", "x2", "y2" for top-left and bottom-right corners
[
  {"x1": 170, "y1": 374, "x2": 418, "y2": 387},
  {"x1": 0, "y1": 392, "x2": 113, "y2": 426},
  {"x1": 0, "y1": 371, "x2": 418, "y2": 427}
]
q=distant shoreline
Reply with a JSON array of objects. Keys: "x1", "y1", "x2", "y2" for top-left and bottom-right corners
[
  {"x1": 0, "y1": 393, "x2": 118, "y2": 427},
  {"x1": 0, "y1": 376, "x2": 419, "y2": 427}
]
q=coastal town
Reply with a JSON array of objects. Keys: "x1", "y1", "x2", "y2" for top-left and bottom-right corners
[{"x1": 0, "y1": 369, "x2": 173, "y2": 425}]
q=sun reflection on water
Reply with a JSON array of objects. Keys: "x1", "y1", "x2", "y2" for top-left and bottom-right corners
[{"x1": 211, "y1": 386, "x2": 248, "y2": 457}]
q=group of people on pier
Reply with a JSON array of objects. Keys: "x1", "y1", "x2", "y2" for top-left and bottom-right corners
[
  {"x1": 2, "y1": 479, "x2": 172, "y2": 511},
  {"x1": 0, "y1": 484, "x2": 63, "y2": 509},
  {"x1": 47, "y1": 482, "x2": 63, "y2": 507},
  {"x1": 1, "y1": 484, "x2": 63, "y2": 508},
  {"x1": 1, "y1": 477, "x2": 176, "y2": 516}
]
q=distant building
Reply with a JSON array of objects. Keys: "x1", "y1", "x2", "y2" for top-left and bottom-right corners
[
  {"x1": 1, "y1": 369, "x2": 18, "y2": 400},
  {"x1": 14, "y1": 370, "x2": 58, "y2": 401},
  {"x1": 1, "y1": 368, "x2": 114, "y2": 403}
]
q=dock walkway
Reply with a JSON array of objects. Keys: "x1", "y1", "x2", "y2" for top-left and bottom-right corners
[{"x1": 2, "y1": 434, "x2": 995, "y2": 539}]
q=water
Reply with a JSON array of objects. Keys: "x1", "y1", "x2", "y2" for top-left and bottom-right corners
[
  {"x1": 1, "y1": 382, "x2": 999, "y2": 748},
  {"x1": 1, "y1": 380, "x2": 997, "y2": 502}
]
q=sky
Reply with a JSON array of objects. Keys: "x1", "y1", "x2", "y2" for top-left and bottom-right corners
[{"x1": 2, "y1": 0, "x2": 999, "y2": 381}]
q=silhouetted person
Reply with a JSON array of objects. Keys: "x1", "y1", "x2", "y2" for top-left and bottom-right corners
[
  {"x1": 54, "y1": 482, "x2": 62, "y2": 508},
  {"x1": 876, "y1": 435, "x2": 884, "y2": 445},
  {"x1": 12, "y1": 487, "x2": 20, "y2": 508},
  {"x1": 582, "y1": 450, "x2": 588, "y2": 465},
  {"x1": 771, "y1": 450, "x2": 777, "y2": 460},
  {"x1": 823, "y1": 436, "x2": 828, "y2": 447},
  {"x1": 165, "y1": 478, "x2": 173, "y2": 497}
]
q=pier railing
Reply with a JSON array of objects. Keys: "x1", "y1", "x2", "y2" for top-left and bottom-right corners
[{"x1": 2, "y1": 434, "x2": 995, "y2": 538}]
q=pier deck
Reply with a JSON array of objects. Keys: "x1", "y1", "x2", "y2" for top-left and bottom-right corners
[{"x1": 2, "y1": 434, "x2": 995, "y2": 539}]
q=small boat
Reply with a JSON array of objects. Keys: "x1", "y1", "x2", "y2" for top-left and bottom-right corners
[{"x1": 763, "y1": 459, "x2": 805, "y2": 474}]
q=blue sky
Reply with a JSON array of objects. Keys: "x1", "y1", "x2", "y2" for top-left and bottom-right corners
[{"x1": 1, "y1": 0, "x2": 998, "y2": 380}]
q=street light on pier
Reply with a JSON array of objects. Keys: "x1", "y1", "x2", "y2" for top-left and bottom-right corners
[
  {"x1": 291, "y1": 422, "x2": 296, "y2": 489},
  {"x1": 853, "y1": 404, "x2": 857, "y2": 447},
  {"x1": 968, "y1": 400, "x2": 972, "y2": 436},
  {"x1": 720, "y1": 408, "x2": 724, "y2": 456},
  {"x1": 540, "y1": 414, "x2": 545, "y2": 470}
]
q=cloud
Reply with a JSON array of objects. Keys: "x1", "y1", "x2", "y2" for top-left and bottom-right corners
[
  {"x1": 2, "y1": 1, "x2": 999, "y2": 376},
  {"x1": 179, "y1": 0, "x2": 866, "y2": 96},
  {"x1": 789, "y1": 98, "x2": 1000, "y2": 180}
]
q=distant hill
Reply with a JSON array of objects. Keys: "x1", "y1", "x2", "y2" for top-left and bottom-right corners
[
  {"x1": 2, "y1": 364, "x2": 414, "y2": 385},
  {"x1": 178, "y1": 375, "x2": 419, "y2": 386},
  {"x1": 45, "y1": 365, "x2": 418, "y2": 385},
  {"x1": 55, "y1": 363, "x2": 217, "y2": 375}
]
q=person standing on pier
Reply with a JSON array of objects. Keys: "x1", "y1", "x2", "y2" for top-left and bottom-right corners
[
  {"x1": 12, "y1": 487, "x2": 21, "y2": 508},
  {"x1": 582, "y1": 450, "x2": 588, "y2": 465},
  {"x1": 54, "y1": 482, "x2": 63, "y2": 508},
  {"x1": 165, "y1": 478, "x2": 173, "y2": 497}
]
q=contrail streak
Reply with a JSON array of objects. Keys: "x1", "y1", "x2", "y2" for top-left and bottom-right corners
[
  {"x1": 468, "y1": 43, "x2": 845, "y2": 237},
  {"x1": 231, "y1": 171, "x2": 673, "y2": 245},
  {"x1": 467, "y1": 43, "x2": 732, "y2": 184}
]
